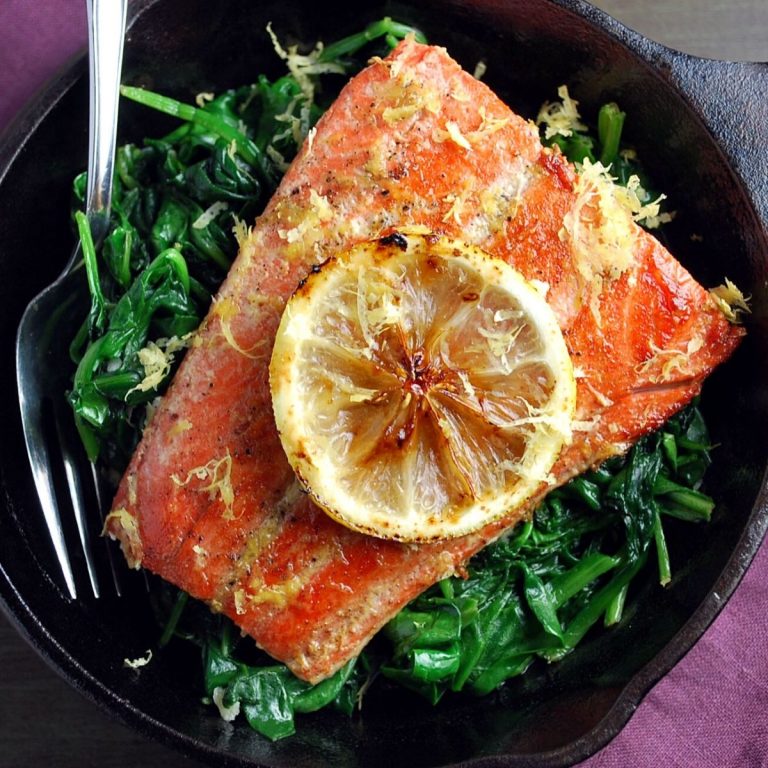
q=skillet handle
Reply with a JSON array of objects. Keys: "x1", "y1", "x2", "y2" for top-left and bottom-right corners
[{"x1": 656, "y1": 52, "x2": 768, "y2": 232}]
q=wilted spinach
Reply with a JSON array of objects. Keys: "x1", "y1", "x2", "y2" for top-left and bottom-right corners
[
  {"x1": 374, "y1": 404, "x2": 713, "y2": 702},
  {"x1": 67, "y1": 18, "x2": 717, "y2": 743}
]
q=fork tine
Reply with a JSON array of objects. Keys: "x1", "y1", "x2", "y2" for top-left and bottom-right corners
[
  {"x1": 55, "y1": 413, "x2": 101, "y2": 599},
  {"x1": 21, "y1": 415, "x2": 78, "y2": 600},
  {"x1": 90, "y1": 462, "x2": 124, "y2": 597}
]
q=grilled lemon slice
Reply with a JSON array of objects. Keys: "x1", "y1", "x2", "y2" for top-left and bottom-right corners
[{"x1": 269, "y1": 231, "x2": 575, "y2": 542}]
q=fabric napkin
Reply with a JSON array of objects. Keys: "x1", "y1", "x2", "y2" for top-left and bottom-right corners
[{"x1": 1, "y1": 2, "x2": 766, "y2": 766}]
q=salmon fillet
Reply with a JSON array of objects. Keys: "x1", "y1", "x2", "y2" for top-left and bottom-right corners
[{"x1": 106, "y1": 39, "x2": 743, "y2": 683}]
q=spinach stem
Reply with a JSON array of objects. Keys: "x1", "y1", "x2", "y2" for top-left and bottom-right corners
[
  {"x1": 549, "y1": 553, "x2": 620, "y2": 608},
  {"x1": 318, "y1": 17, "x2": 426, "y2": 62},
  {"x1": 159, "y1": 590, "x2": 189, "y2": 647},
  {"x1": 597, "y1": 102, "x2": 626, "y2": 166},
  {"x1": 120, "y1": 85, "x2": 272, "y2": 181},
  {"x1": 604, "y1": 583, "x2": 628, "y2": 626},
  {"x1": 653, "y1": 511, "x2": 672, "y2": 586},
  {"x1": 74, "y1": 210, "x2": 107, "y2": 332},
  {"x1": 551, "y1": 556, "x2": 647, "y2": 658}
]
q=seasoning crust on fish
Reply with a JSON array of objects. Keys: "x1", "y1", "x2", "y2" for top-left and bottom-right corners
[{"x1": 106, "y1": 39, "x2": 744, "y2": 683}]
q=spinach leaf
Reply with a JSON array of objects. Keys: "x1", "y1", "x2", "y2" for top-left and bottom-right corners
[
  {"x1": 375, "y1": 403, "x2": 715, "y2": 699},
  {"x1": 202, "y1": 639, "x2": 358, "y2": 740}
]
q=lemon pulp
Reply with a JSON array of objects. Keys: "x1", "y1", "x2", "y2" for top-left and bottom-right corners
[{"x1": 269, "y1": 231, "x2": 576, "y2": 542}]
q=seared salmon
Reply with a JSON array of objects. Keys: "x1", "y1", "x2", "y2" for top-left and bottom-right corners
[{"x1": 106, "y1": 39, "x2": 743, "y2": 683}]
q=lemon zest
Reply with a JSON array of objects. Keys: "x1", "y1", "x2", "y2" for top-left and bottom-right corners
[
  {"x1": 192, "y1": 201, "x2": 229, "y2": 230},
  {"x1": 213, "y1": 296, "x2": 264, "y2": 359},
  {"x1": 123, "y1": 649, "x2": 153, "y2": 669},
  {"x1": 212, "y1": 686, "x2": 240, "y2": 722},
  {"x1": 102, "y1": 507, "x2": 143, "y2": 569},
  {"x1": 710, "y1": 278, "x2": 750, "y2": 324},
  {"x1": 265, "y1": 23, "x2": 345, "y2": 102},
  {"x1": 172, "y1": 451, "x2": 236, "y2": 520},
  {"x1": 536, "y1": 85, "x2": 588, "y2": 139},
  {"x1": 635, "y1": 338, "x2": 704, "y2": 382},
  {"x1": 195, "y1": 92, "x2": 215, "y2": 108},
  {"x1": 126, "y1": 333, "x2": 194, "y2": 398}
]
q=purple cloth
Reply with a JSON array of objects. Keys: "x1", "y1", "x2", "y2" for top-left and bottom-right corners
[
  {"x1": 0, "y1": 0, "x2": 85, "y2": 133},
  {"x1": 1, "y1": 2, "x2": 766, "y2": 766}
]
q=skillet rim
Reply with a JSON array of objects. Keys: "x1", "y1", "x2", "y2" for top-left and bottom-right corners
[{"x1": 1, "y1": 1, "x2": 767, "y2": 766}]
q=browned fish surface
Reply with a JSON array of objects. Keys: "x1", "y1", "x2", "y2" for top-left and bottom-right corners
[{"x1": 107, "y1": 39, "x2": 743, "y2": 683}]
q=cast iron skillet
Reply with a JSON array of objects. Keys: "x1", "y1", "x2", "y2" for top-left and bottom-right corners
[{"x1": 1, "y1": 1, "x2": 767, "y2": 766}]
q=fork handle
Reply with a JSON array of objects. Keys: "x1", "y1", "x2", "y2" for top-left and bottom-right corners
[{"x1": 84, "y1": 0, "x2": 128, "y2": 246}]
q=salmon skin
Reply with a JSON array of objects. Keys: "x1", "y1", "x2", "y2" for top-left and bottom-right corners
[{"x1": 106, "y1": 39, "x2": 743, "y2": 683}]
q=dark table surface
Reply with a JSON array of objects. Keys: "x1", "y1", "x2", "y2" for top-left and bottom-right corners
[{"x1": 1, "y1": 2, "x2": 766, "y2": 767}]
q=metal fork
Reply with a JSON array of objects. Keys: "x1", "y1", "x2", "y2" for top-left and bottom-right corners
[{"x1": 15, "y1": 0, "x2": 128, "y2": 599}]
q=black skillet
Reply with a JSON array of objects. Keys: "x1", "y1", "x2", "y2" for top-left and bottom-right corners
[{"x1": 1, "y1": 1, "x2": 766, "y2": 766}]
